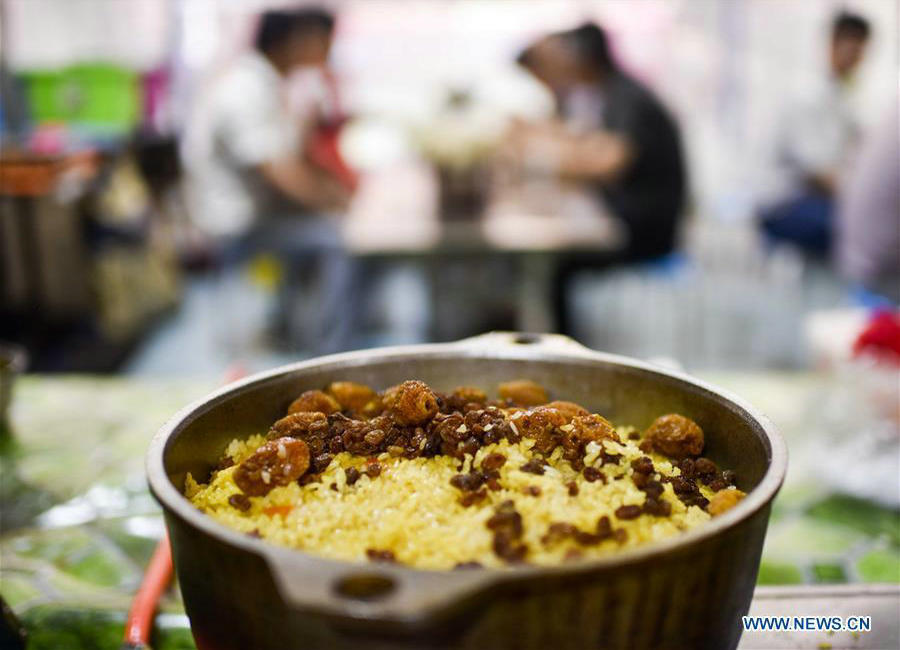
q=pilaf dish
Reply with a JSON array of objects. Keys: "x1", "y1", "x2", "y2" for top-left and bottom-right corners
[{"x1": 185, "y1": 379, "x2": 746, "y2": 570}]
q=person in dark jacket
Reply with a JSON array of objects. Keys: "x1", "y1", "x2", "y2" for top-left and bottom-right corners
[
  {"x1": 517, "y1": 23, "x2": 687, "y2": 332},
  {"x1": 518, "y1": 23, "x2": 686, "y2": 260}
]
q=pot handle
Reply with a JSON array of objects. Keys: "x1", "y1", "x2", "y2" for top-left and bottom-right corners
[
  {"x1": 453, "y1": 331, "x2": 594, "y2": 357},
  {"x1": 258, "y1": 546, "x2": 496, "y2": 624}
]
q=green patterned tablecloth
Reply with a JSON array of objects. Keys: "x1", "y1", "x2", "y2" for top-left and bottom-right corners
[{"x1": 1, "y1": 373, "x2": 898, "y2": 648}]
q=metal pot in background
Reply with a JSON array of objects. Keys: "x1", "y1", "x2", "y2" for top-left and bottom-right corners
[{"x1": 147, "y1": 333, "x2": 787, "y2": 650}]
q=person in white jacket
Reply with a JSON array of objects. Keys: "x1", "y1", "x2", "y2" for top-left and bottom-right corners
[{"x1": 758, "y1": 11, "x2": 871, "y2": 256}]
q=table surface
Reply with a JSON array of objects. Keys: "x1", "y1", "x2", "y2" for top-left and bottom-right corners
[
  {"x1": 1, "y1": 372, "x2": 898, "y2": 649},
  {"x1": 342, "y1": 164, "x2": 625, "y2": 256}
]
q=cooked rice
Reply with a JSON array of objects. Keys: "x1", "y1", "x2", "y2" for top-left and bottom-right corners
[{"x1": 186, "y1": 427, "x2": 716, "y2": 570}]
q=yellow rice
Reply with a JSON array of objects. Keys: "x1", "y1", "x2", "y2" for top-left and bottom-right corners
[{"x1": 186, "y1": 426, "x2": 716, "y2": 570}]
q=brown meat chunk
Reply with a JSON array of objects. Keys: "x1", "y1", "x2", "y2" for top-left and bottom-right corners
[
  {"x1": 707, "y1": 488, "x2": 746, "y2": 516},
  {"x1": 545, "y1": 400, "x2": 590, "y2": 421},
  {"x1": 570, "y1": 414, "x2": 619, "y2": 444},
  {"x1": 269, "y1": 411, "x2": 328, "y2": 439},
  {"x1": 268, "y1": 411, "x2": 333, "y2": 457},
  {"x1": 644, "y1": 414, "x2": 704, "y2": 459},
  {"x1": 383, "y1": 380, "x2": 439, "y2": 425},
  {"x1": 288, "y1": 390, "x2": 341, "y2": 416},
  {"x1": 234, "y1": 438, "x2": 310, "y2": 497},
  {"x1": 516, "y1": 406, "x2": 567, "y2": 453},
  {"x1": 327, "y1": 381, "x2": 377, "y2": 413}
]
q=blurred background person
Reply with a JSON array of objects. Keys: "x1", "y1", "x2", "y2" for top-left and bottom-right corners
[
  {"x1": 757, "y1": 11, "x2": 871, "y2": 257},
  {"x1": 516, "y1": 24, "x2": 686, "y2": 260},
  {"x1": 183, "y1": 7, "x2": 355, "y2": 353},
  {"x1": 514, "y1": 22, "x2": 686, "y2": 332},
  {"x1": 837, "y1": 100, "x2": 900, "y2": 303}
]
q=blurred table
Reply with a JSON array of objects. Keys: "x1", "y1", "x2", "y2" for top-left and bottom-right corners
[
  {"x1": 1, "y1": 372, "x2": 898, "y2": 648},
  {"x1": 343, "y1": 164, "x2": 626, "y2": 333}
]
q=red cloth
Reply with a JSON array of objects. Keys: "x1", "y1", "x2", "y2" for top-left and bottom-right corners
[{"x1": 853, "y1": 311, "x2": 900, "y2": 362}]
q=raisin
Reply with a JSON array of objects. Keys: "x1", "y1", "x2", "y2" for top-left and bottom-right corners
[
  {"x1": 366, "y1": 549, "x2": 396, "y2": 563},
  {"x1": 632, "y1": 471, "x2": 650, "y2": 489},
  {"x1": 524, "y1": 485, "x2": 541, "y2": 496},
  {"x1": 631, "y1": 456, "x2": 654, "y2": 474},
  {"x1": 541, "y1": 522, "x2": 578, "y2": 545},
  {"x1": 453, "y1": 561, "x2": 484, "y2": 570},
  {"x1": 642, "y1": 480, "x2": 665, "y2": 500},
  {"x1": 481, "y1": 452, "x2": 507, "y2": 471},
  {"x1": 520, "y1": 459, "x2": 546, "y2": 475},
  {"x1": 364, "y1": 461, "x2": 382, "y2": 478},
  {"x1": 574, "y1": 531, "x2": 603, "y2": 546},
  {"x1": 596, "y1": 516, "x2": 612, "y2": 538},
  {"x1": 228, "y1": 493, "x2": 251, "y2": 512},
  {"x1": 694, "y1": 458, "x2": 719, "y2": 480},
  {"x1": 643, "y1": 497, "x2": 672, "y2": 517},
  {"x1": 567, "y1": 481, "x2": 579, "y2": 496},
  {"x1": 345, "y1": 466, "x2": 361, "y2": 486},
  {"x1": 311, "y1": 453, "x2": 334, "y2": 473},
  {"x1": 583, "y1": 466, "x2": 605, "y2": 483},
  {"x1": 450, "y1": 471, "x2": 486, "y2": 492},
  {"x1": 615, "y1": 504, "x2": 643, "y2": 520},
  {"x1": 459, "y1": 488, "x2": 488, "y2": 507}
]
